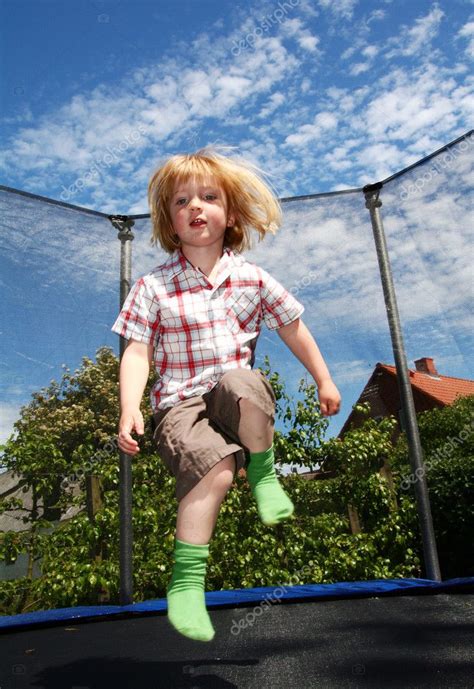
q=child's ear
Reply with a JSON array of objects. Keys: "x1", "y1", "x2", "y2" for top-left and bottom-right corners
[{"x1": 227, "y1": 214, "x2": 235, "y2": 227}]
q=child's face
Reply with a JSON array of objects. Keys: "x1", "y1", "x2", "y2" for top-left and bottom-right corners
[{"x1": 169, "y1": 176, "x2": 234, "y2": 252}]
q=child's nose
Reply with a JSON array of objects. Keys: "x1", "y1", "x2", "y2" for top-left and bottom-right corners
[{"x1": 189, "y1": 196, "x2": 202, "y2": 210}]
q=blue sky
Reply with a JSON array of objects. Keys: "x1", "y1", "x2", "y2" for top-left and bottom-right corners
[
  {"x1": 0, "y1": 0, "x2": 473, "y2": 472},
  {"x1": 2, "y1": 0, "x2": 473, "y2": 200}
]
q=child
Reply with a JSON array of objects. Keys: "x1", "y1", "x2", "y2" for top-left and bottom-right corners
[{"x1": 111, "y1": 146, "x2": 341, "y2": 642}]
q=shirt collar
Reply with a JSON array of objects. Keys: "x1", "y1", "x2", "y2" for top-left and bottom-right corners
[{"x1": 164, "y1": 246, "x2": 244, "y2": 284}]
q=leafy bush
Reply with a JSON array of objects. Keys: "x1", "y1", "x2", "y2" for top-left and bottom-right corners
[
  {"x1": 0, "y1": 348, "x2": 471, "y2": 615},
  {"x1": 390, "y1": 394, "x2": 474, "y2": 579}
]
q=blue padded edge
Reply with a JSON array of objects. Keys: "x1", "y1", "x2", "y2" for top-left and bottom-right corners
[{"x1": 1, "y1": 576, "x2": 473, "y2": 630}]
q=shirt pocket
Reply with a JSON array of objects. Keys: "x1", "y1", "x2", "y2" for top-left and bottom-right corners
[{"x1": 225, "y1": 287, "x2": 261, "y2": 334}]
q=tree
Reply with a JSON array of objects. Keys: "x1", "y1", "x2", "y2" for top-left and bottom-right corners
[
  {"x1": 389, "y1": 394, "x2": 474, "y2": 579},
  {"x1": 3, "y1": 349, "x2": 469, "y2": 615}
]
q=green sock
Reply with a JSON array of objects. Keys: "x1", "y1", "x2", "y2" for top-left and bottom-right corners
[
  {"x1": 246, "y1": 445, "x2": 294, "y2": 525},
  {"x1": 166, "y1": 538, "x2": 215, "y2": 642}
]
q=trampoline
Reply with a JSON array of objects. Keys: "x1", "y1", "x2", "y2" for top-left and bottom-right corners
[
  {"x1": 2, "y1": 577, "x2": 474, "y2": 688},
  {"x1": 2, "y1": 134, "x2": 473, "y2": 688}
]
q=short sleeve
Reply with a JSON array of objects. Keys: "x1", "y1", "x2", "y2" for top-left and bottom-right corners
[
  {"x1": 258, "y1": 267, "x2": 305, "y2": 331},
  {"x1": 110, "y1": 276, "x2": 160, "y2": 345}
]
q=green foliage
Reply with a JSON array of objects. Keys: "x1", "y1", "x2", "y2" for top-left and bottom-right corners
[
  {"x1": 0, "y1": 349, "x2": 471, "y2": 615},
  {"x1": 389, "y1": 394, "x2": 474, "y2": 579},
  {"x1": 262, "y1": 361, "x2": 330, "y2": 470}
]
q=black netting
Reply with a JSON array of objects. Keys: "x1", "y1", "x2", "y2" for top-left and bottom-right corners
[{"x1": 0, "y1": 131, "x2": 472, "y2": 588}]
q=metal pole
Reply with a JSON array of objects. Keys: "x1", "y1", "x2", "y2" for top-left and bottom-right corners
[
  {"x1": 363, "y1": 183, "x2": 442, "y2": 582},
  {"x1": 109, "y1": 214, "x2": 136, "y2": 604}
]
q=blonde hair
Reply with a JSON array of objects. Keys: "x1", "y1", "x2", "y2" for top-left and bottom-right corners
[{"x1": 147, "y1": 145, "x2": 282, "y2": 254}]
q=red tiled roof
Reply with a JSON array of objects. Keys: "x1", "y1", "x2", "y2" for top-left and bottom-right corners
[{"x1": 379, "y1": 364, "x2": 474, "y2": 406}]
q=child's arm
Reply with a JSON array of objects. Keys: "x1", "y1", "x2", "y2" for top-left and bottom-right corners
[
  {"x1": 117, "y1": 339, "x2": 153, "y2": 455},
  {"x1": 276, "y1": 318, "x2": 341, "y2": 416}
]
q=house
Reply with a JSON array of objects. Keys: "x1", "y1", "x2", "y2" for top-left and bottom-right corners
[
  {"x1": 337, "y1": 356, "x2": 474, "y2": 440},
  {"x1": 0, "y1": 469, "x2": 86, "y2": 580},
  {"x1": 297, "y1": 356, "x2": 474, "y2": 533},
  {"x1": 299, "y1": 356, "x2": 474, "y2": 481}
]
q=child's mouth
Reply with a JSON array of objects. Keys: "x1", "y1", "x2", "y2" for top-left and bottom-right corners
[{"x1": 190, "y1": 220, "x2": 206, "y2": 227}]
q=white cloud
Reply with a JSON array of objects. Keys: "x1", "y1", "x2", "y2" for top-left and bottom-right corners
[
  {"x1": 385, "y1": 4, "x2": 445, "y2": 58},
  {"x1": 348, "y1": 43, "x2": 380, "y2": 76},
  {"x1": 0, "y1": 0, "x2": 471, "y2": 208},
  {"x1": 341, "y1": 45, "x2": 358, "y2": 60},
  {"x1": 298, "y1": 34, "x2": 320, "y2": 52},
  {"x1": 280, "y1": 17, "x2": 304, "y2": 37},
  {"x1": 354, "y1": 142, "x2": 405, "y2": 181},
  {"x1": 317, "y1": 0, "x2": 358, "y2": 21},
  {"x1": 256, "y1": 56, "x2": 471, "y2": 193},
  {"x1": 283, "y1": 111, "x2": 338, "y2": 147},
  {"x1": 280, "y1": 16, "x2": 320, "y2": 53},
  {"x1": 297, "y1": 0, "x2": 320, "y2": 19},
  {"x1": 361, "y1": 64, "x2": 466, "y2": 142},
  {"x1": 244, "y1": 150, "x2": 474, "y2": 353},
  {"x1": 350, "y1": 62, "x2": 371, "y2": 76},
  {"x1": 457, "y1": 20, "x2": 474, "y2": 59},
  {"x1": 0, "y1": 106, "x2": 34, "y2": 126},
  {"x1": 323, "y1": 145, "x2": 356, "y2": 172},
  {"x1": 257, "y1": 92, "x2": 286, "y2": 118},
  {"x1": 458, "y1": 20, "x2": 474, "y2": 38},
  {"x1": 0, "y1": 402, "x2": 22, "y2": 451},
  {"x1": 367, "y1": 9, "x2": 386, "y2": 24},
  {"x1": 0, "y1": 33, "x2": 300, "y2": 204},
  {"x1": 1, "y1": 0, "x2": 473, "y2": 453},
  {"x1": 362, "y1": 45, "x2": 379, "y2": 58}
]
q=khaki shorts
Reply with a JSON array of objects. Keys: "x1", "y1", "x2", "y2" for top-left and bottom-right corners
[{"x1": 152, "y1": 368, "x2": 276, "y2": 502}]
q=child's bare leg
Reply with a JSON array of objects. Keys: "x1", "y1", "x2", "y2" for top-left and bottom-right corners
[
  {"x1": 176, "y1": 453, "x2": 236, "y2": 544},
  {"x1": 167, "y1": 453, "x2": 235, "y2": 642},
  {"x1": 237, "y1": 398, "x2": 274, "y2": 452},
  {"x1": 238, "y1": 397, "x2": 294, "y2": 525}
]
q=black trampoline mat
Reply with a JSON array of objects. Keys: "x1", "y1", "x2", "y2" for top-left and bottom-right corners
[{"x1": 2, "y1": 593, "x2": 473, "y2": 689}]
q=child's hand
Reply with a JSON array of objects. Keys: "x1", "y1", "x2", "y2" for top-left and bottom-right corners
[
  {"x1": 317, "y1": 379, "x2": 341, "y2": 416},
  {"x1": 118, "y1": 408, "x2": 145, "y2": 455}
]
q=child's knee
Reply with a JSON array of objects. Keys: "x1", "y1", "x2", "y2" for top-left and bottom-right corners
[{"x1": 212, "y1": 454, "x2": 236, "y2": 492}]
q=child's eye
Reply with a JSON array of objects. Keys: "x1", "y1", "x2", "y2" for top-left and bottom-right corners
[{"x1": 176, "y1": 194, "x2": 216, "y2": 205}]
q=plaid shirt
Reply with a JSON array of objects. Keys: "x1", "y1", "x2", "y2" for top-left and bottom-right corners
[{"x1": 111, "y1": 246, "x2": 305, "y2": 411}]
